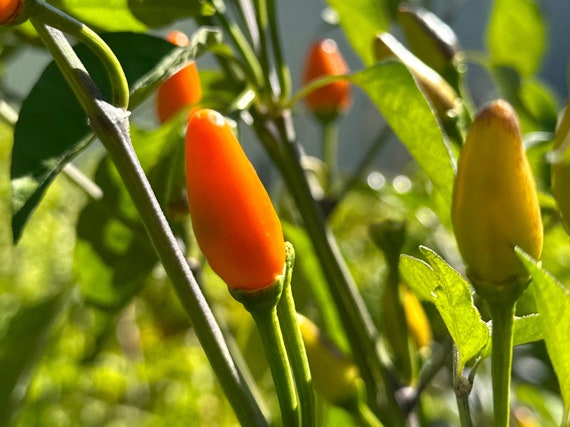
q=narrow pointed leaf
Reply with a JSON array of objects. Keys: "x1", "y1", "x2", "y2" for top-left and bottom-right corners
[
  {"x1": 516, "y1": 247, "x2": 570, "y2": 414},
  {"x1": 324, "y1": 0, "x2": 389, "y2": 65},
  {"x1": 351, "y1": 61, "x2": 455, "y2": 208}
]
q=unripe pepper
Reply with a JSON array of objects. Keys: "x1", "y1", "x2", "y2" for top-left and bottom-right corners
[
  {"x1": 397, "y1": 5, "x2": 461, "y2": 82},
  {"x1": 157, "y1": 30, "x2": 202, "y2": 123},
  {"x1": 551, "y1": 98, "x2": 570, "y2": 232},
  {"x1": 402, "y1": 286, "x2": 432, "y2": 351},
  {"x1": 0, "y1": 0, "x2": 21, "y2": 24},
  {"x1": 452, "y1": 100, "x2": 543, "y2": 294},
  {"x1": 185, "y1": 109, "x2": 285, "y2": 291},
  {"x1": 297, "y1": 315, "x2": 361, "y2": 407},
  {"x1": 374, "y1": 32, "x2": 459, "y2": 118},
  {"x1": 303, "y1": 39, "x2": 352, "y2": 121}
]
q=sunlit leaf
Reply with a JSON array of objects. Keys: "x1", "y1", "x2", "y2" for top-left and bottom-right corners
[
  {"x1": 351, "y1": 61, "x2": 455, "y2": 208},
  {"x1": 49, "y1": 0, "x2": 213, "y2": 32},
  {"x1": 324, "y1": 0, "x2": 389, "y2": 66},
  {"x1": 487, "y1": 0, "x2": 546, "y2": 77},
  {"x1": 0, "y1": 292, "x2": 67, "y2": 423},
  {"x1": 517, "y1": 247, "x2": 570, "y2": 417},
  {"x1": 400, "y1": 246, "x2": 489, "y2": 373}
]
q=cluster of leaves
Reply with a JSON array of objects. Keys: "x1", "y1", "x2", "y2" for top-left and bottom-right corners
[{"x1": 0, "y1": 0, "x2": 569, "y2": 426}]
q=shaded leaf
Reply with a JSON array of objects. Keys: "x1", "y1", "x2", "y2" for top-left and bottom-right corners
[
  {"x1": 74, "y1": 122, "x2": 185, "y2": 309},
  {"x1": 324, "y1": 0, "x2": 389, "y2": 66},
  {"x1": 128, "y1": 0, "x2": 214, "y2": 28},
  {"x1": 351, "y1": 61, "x2": 455, "y2": 208},
  {"x1": 487, "y1": 0, "x2": 545, "y2": 77},
  {"x1": 0, "y1": 292, "x2": 67, "y2": 423},
  {"x1": 400, "y1": 246, "x2": 489, "y2": 373},
  {"x1": 11, "y1": 30, "x2": 220, "y2": 243},
  {"x1": 517, "y1": 247, "x2": 570, "y2": 417}
]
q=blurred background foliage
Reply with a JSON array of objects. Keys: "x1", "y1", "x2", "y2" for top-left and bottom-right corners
[{"x1": 1, "y1": 0, "x2": 569, "y2": 426}]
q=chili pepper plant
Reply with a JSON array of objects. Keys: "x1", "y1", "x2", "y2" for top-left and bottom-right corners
[{"x1": 0, "y1": 0, "x2": 569, "y2": 426}]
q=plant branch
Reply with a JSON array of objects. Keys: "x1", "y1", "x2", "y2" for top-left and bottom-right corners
[{"x1": 31, "y1": 20, "x2": 268, "y2": 427}]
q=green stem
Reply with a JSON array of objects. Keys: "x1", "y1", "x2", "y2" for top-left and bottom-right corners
[
  {"x1": 33, "y1": 1, "x2": 129, "y2": 109},
  {"x1": 489, "y1": 301, "x2": 516, "y2": 427},
  {"x1": 252, "y1": 0, "x2": 273, "y2": 94},
  {"x1": 321, "y1": 118, "x2": 339, "y2": 192},
  {"x1": 208, "y1": 4, "x2": 264, "y2": 91},
  {"x1": 266, "y1": 0, "x2": 291, "y2": 100},
  {"x1": 354, "y1": 400, "x2": 384, "y2": 427},
  {"x1": 252, "y1": 110, "x2": 405, "y2": 426},
  {"x1": 32, "y1": 21, "x2": 268, "y2": 427},
  {"x1": 252, "y1": 306, "x2": 300, "y2": 427},
  {"x1": 452, "y1": 344, "x2": 473, "y2": 427},
  {"x1": 277, "y1": 245, "x2": 315, "y2": 427}
]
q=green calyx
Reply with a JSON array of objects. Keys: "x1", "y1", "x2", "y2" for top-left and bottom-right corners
[
  {"x1": 229, "y1": 242, "x2": 294, "y2": 313},
  {"x1": 468, "y1": 270, "x2": 531, "y2": 305}
]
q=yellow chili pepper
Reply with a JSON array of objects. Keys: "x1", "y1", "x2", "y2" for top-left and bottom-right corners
[{"x1": 452, "y1": 100, "x2": 543, "y2": 295}]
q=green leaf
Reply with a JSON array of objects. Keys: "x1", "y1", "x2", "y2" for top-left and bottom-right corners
[
  {"x1": 0, "y1": 292, "x2": 67, "y2": 423},
  {"x1": 49, "y1": 0, "x2": 148, "y2": 32},
  {"x1": 480, "y1": 313, "x2": 543, "y2": 359},
  {"x1": 74, "y1": 122, "x2": 185, "y2": 309},
  {"x1": 487, "y1": 0, "x2": 546, "y2": 77},
  {"x1": 516, "y1": 247, "x2": 570, "y2": 418},
  {"x1": 324, "y1": 0, "x2": 389, "y2": 66},
  {"x1": 128, "y1": 0, "x2": 214, "y2": 28},
  {"x1": 351, "y1": 61, "x2": 455, "y2": 208},
  {"x1": 400, "y1": 246, "x2": 489, "y2": 373},
  {"x1": 49, "y1": 0, "x2": 213, "y2": 31},
  {"x1": 11, "y1": 30, "x2": 219, "y2": 243}
]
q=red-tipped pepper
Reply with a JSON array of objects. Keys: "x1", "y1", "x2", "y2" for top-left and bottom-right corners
[
  {"x1": 303, "y1": 39, "x2": 352, "y2": 121},
  {"x1": 0, "y1": 0, "x2": 21, "y2": 24},
  {"x1": 157, "y1": 30, "x2": 202, "y2": 123},
  {"x1": 185, "y1": 109, "x2": 286, "y2": 291}
]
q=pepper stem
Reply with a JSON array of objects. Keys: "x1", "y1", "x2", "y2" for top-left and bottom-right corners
[
  {"x1": 251, "y1": 306, "x2": 300, "y2": 427},
  {"x1": 277, "y1": 243, "x2": 316, "y2": 426},
  {"x1": 488, "y1": 300, "x2": 516, "y2": 427}
]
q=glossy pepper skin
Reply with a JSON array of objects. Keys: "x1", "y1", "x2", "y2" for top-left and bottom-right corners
[
  {"x1": 157, "y1": 31, "x2": 202, "y2": 123},
  {"x1": 0, "y1": 0, "x2": 21, "y2": 24},
  {"x1": 303, "y1": 39, "x2": 351, "y2": 121},
  {"x1": 551, "y1": 99, "x2": 570, "y2": 232},
  {"x1": 185, "y1": 109, "x2": 285, "y2": 291},
  {"x1": 452, "y1": 100, "x2": 543, "y2": 289}
]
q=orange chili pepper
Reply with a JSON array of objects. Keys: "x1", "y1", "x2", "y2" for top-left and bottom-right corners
[
  {"x1": 0, "y1": 0, "x2": 21, "y2": 24},
  {"x1": 185, "y1": 109, "x2": 285, "y2": 291},
  {"x1": 156, "y1": 30, "x2": 202, "y2": 123},
  {"x1": 303, "y1": 39, "x2": 351, "y2": 120}
]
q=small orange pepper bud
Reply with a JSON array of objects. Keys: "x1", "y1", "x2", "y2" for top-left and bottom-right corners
[
  {"x1": 551, "y1": 99, "x2": 570, "y2": 232},
  {"x1": 185, "y1": 109, "x2": 285, "y2": 291},
  {"x1": 157, "y1": 30, "x2": 202, "y2": 123},
  {"x1": 302, "y1": 39, "x2": 352, "y2": 121},
  {"x1": 452, "y1": 100, "x2": 543, "y2": 294},
  {"x1": 0, "y1": 0, "x2": 21, "y2": 24}
]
